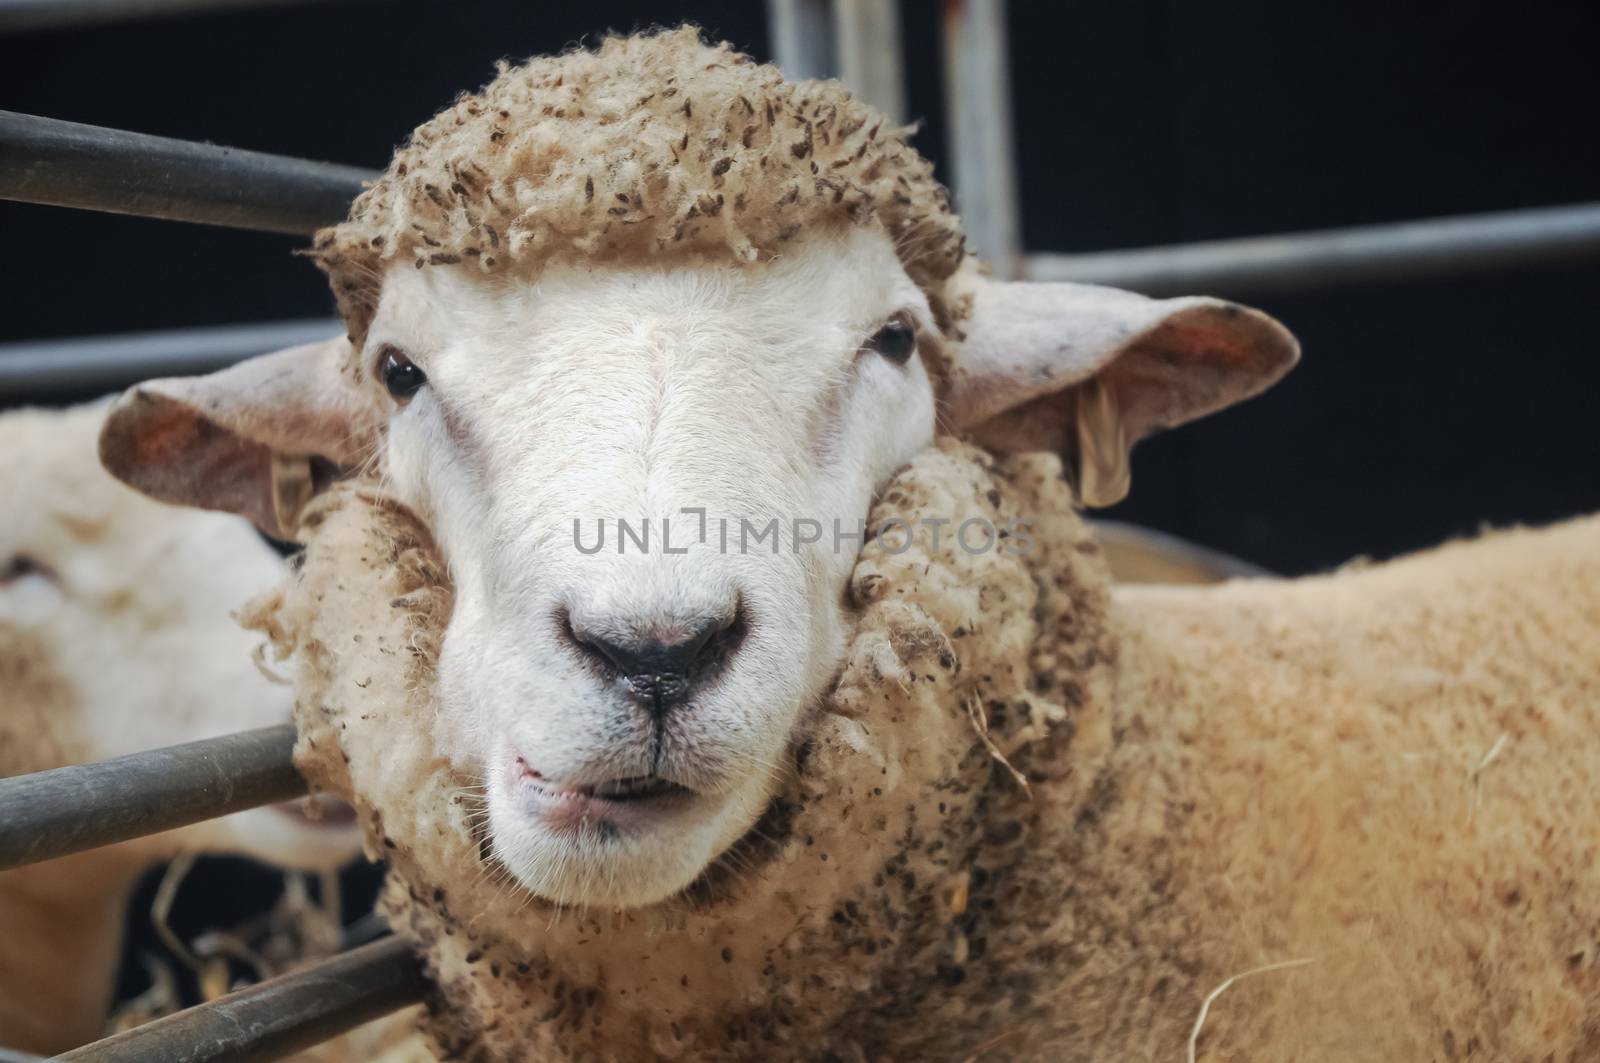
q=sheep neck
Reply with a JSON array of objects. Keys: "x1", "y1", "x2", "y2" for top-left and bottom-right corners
[
  {"x1": 0, "y1": 624, "x2": 138, "y2": 1053},
  {"x1": 0, "y1": 850, "x2": 147, "y2": 1054},
  {"x1": 277, "y1": 446, "x2": 1147, "y2": 1060},
  {"x1": 0, "y1": 622, "x2": 84, "y2": 780}
]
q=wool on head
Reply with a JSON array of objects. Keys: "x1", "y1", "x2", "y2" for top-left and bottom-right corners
[{"x1": 312, "y1": 26, "x2": 968, "y2": 360}]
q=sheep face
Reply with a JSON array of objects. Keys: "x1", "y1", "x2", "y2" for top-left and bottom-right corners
[
  {"x1": 101, "y1": 249, "x2": 1300, "y2": 910},
  {"x1": 1, "y1": 405, "x2": 357, "y2": 870},
  {"x1": 99, "y1": 24, "x2": 1300, "y2": 909},
  {"x1": 350, "y1": 225, "x2": 939, "y2": 905}
]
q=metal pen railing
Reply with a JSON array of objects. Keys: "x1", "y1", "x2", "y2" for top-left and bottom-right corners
[
  {"x1": 940, "y1": 0, "x2": 1022, "y2": 277},
  {"x1": 1030, "y1": 201, "x2": 1600, "y2": 297},
  {"x1": 2, "y1": 2, "x2": 1599, "y2": 1059},
  {"x1": 55, "y1": 937, "x2": 427, "y2": 1063},
  {"x1": 0, "y1": 317, "x2": 340, "y2": 396},
  {"x1": 0, "y1": 725, "x2": 303, "y2": 871},
  {"x1": 0, "y1": 0, "x2": 334, "y2": 35},
  {"x1": 0, "y1": 111, "x2": 373, "y2": 234}
]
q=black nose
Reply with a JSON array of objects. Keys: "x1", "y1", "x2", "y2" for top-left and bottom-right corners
[{"x1": 566, "y1": 611, "x2": 743, "y2": 715}]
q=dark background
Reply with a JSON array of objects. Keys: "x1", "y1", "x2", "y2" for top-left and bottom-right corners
[{"x1": 2, "y1": 0, "x2": 1596, "y2": 1021}]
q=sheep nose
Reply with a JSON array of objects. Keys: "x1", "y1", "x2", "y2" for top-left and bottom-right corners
[{"x1": 567, "y1": 611, "x2": 743, "y2": 714}]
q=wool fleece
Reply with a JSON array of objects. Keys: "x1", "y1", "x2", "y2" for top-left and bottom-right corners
[
  {"x1": 250, "y1": 441, "x2": 1600, "y2": 1061},
  {"x1": 312, "y1": 26, "x2": 968, "y2": 365}
]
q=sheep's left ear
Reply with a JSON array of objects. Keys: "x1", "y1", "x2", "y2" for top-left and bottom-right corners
[
  {"x1": 98, "y1": 336, "x2": 377, "y2": 538},
  {"x1": 947, "y1": 272, "x2": 1298, "y2": 505}
]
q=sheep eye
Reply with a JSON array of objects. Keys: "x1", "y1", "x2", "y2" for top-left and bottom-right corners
[
  {"x1": 378, "y1": 347, "x2": 428, "y2": 403},
  {"x1": 0, "y1": 555, "x2": 53, "y2": 585},
  {"x1": 254, "y1": 528, "x2": 303, "y2": 560},
  {"x1": 865, "y1": 314, "x2": 917, "y2": 366}
]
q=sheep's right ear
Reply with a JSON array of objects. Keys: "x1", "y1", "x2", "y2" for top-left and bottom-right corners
[{"x1": 99, "y1": 337, "x2": 378, "y2": 539}]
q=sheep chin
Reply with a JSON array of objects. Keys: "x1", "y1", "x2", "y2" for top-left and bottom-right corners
[{"x1": 480, "y1": 742, "x2": 780, "y2": 910}]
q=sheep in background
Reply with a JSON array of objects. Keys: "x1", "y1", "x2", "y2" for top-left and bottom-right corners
[
  {"x1": 0, "y1": 402, "x2": 360, "y2": 1056},
  {"x1": 96, "y1": 26, "x2": 1598, "y2": 1060}
]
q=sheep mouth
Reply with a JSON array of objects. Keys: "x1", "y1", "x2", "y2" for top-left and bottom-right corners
[
  {"x1": 513, "y1": 757, "x2": 696, "y2": 821},
  {"x1": 561, "y1": 775, "x2": 690, "y2": 802}
]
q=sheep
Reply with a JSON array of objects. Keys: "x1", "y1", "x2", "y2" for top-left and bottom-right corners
[
  {"x1": 0, "y1": 401, "x2": 361, "y2": 1056},
  {"x1": 250, "y1": 449, "x2": 1600, "y2": 1062},
  {"x1": 93, "y1": 25, "x2": 1598, "y2": 1060}
]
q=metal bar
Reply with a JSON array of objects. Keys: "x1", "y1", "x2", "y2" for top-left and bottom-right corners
[
  {"x1": 0, "y1": 317, "x2": 339, "y2": 397},
  {"x1": 0, "y1": 0, "x2": 327, "y2": 32},
  {"x1": 0, "y1": 724, "x2": 304, "y2": 872},
  {"x1": 766, "y1": 0, "x2": 835, "y2": 80},
  {"x1": 1027, "y1": 201, "x2": 1600, "y2": 296},
  {"x1": 941, "y1": 0, "x2": 1022, "y2": 278},
  {"x1": 0, "y1": 111, "x2": 375, "y2": 235},
  {"x1": 834, "y1": 0, "x2": 905, "y2": 123},
  {"x1": 58, "y1": 936, "x2": 426, "y2": 1062}
]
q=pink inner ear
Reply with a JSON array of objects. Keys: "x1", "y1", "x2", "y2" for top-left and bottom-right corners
[
  {"x1": 1103, "y1": 309, "x2": 1300, "y2": 442},
  {"x1": 947, "y1": 278, "x2": 1299, "y2": 459},
  {"x1": 100, "y1": 390, "x2": 280, "y2": 536},
  {"x1": 129, "y1": 399, "x2": 206, "y2": 466}
]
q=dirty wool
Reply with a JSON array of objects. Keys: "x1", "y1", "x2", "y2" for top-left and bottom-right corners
[{"x1": 250, "y1": 439, "x2": 1600, "y2": 1061}]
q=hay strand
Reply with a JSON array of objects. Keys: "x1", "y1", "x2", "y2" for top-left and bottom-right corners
[{"x1": 1187, "y1": 957, "x2": 1313, "y2": 1063}]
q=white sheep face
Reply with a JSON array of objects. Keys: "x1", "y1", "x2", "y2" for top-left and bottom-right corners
[
  {"x1": 101, "y1": 212, "x2": 1297, "y2": 908},
  {"x1": 362, "y1": 226, "x2": 938, "y2": 906},
  {"x1": 0, "y1": 405, "x2": 357, "y2": 870}
]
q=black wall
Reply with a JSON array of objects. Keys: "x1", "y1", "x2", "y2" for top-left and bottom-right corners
[{"x1": 3, "y1": 0, "x2": 1597, "y2": 575}]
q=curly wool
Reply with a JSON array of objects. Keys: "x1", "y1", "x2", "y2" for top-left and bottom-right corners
[
  {"x1": 251, "y1": 444, "x2": 1125, "y2": 1061},
  {"x1": 254, "y1": 452, "x2": 1600, "y2": 1060},
  {"x1": 312, "y1": 27, "x2": 967, "y2": 352}
]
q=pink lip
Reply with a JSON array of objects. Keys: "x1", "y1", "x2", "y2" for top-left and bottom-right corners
[{"x1": 512, "y1": 756, "x2": 695, "y2": 834}]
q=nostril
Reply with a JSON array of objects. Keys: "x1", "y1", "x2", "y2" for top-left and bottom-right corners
[
  {"x1": 576, "y1": 615, "x2": 732, "y2": 677},
  {"x1": 559, "y1": 600, "x2": 747, "y2": 710},
  {"x1": 662, "y1": 610, "x2": 738, "y2": 670}
]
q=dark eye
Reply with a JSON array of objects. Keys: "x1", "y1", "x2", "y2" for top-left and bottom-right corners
[
  {"x1": 254, "y1": 528, "x2": 304, "y2": 560},
  {"x1": 378, "y1": 346, "x2": 428, "y2": 403},
  {"x1": 865, "y1": 313, "x2": 917, "y2": 366},
  {"x1": 1, "y1": 555, "x2": 54, "y2": 584}
]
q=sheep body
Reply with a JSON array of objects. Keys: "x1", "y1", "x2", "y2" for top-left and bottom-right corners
[
  {"x1": 1112, "y1": 515, "x2": 1600, "y2": 1058},
  {"x1": 0, "y1": 403, "x2": 359, "y2": 1054},
  {"x1": 257, "y1": 439, "x2": 1600, "y2": 1060}
]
